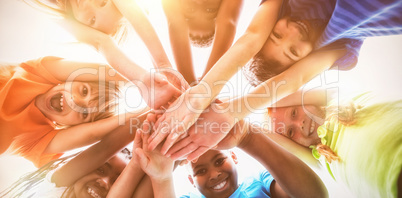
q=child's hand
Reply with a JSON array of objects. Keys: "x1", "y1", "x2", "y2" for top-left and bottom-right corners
[
  {"x1": 138, "y1": 72, "x2": 182, "y2": 110},
  {"x1": 159, "y1": 67, "x2": 191, "y2": 91},
  {"x1": 163, "y1": 102, "x2": 237, "y2": 161},
  {"x1": 215, "y1": 120, "x2": 248, "y2": 150},
  {"x1": 134, "y1": 114, "x2": 174, "y2": 181},
  {"x1": 147, "y1": 86, "x2": 212, "y2": 153}
]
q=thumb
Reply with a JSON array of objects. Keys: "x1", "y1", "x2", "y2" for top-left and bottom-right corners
[
  {"x1": 135, "y1": 148, "x2": 149, "y2": 169},
  {"x1": 154, "y1": 73, "x2": 168, "y2": 84}
]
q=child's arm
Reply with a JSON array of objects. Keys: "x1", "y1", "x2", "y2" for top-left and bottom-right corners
[
  {"x1": 136, "y1": 114, "x2": 176, "y2": 198},
  {"x1": 160, "y1": 49, "x2": 346, "y2": 160},
  {"x1": 111, "y1": 0, "x2": 172, "y2": 70},
  {"x1": 41, "y1": 58, "x2": 126, "y2": 83},
  {"x1": 238, "y1": 123, "x2": 327, "y2": 198},
  {"x1": 272, "y1": 88, "x2": 338, "y2": 107},
  {"x1": 59, "y1": 20, "x2": 182, "y2": 109},
  {"x1": 149, "y1": 0, "x2": 283, "y2": 148},
  {"x1": 51, "y1": 110, "x2": 149, "y2": 186},
  {"x1": 58, "y1": 20, "x2": 146, "y2": 82},
  {"x1": 44, "y1": 109, "x2": 147, "y2": 154},
  {"x1": 107, "y1": 118, "x2": 154, "y2": 198},
  {"x1": 201, "y1": 0, "x2": 244, "y2": 79},
  {"x1": 161, "y1": 0, "x2": 196, "y2": 84}
]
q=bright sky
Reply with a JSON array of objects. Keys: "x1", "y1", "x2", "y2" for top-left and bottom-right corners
[{"x1": 0, "y1": 0, "x2": 401, "y2": 197}]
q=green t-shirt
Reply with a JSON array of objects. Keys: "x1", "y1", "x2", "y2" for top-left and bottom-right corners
[{"x1": 312, "y1": 95, "x2": 402, "y2": 198}]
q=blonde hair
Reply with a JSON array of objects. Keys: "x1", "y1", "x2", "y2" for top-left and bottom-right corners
[
  {"x1": 24, "y1": 0, "x2": 129, "y2": 44},
  {"x1": 316, "y1": 98, "x2": 402, "y2": 163}
]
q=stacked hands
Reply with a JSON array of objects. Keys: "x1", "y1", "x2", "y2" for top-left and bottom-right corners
[{"x1": 139, "y1": 80, "x2": 248, "y2": 162}]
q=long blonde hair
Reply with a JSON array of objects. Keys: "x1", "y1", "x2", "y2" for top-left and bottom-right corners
[{"x1": 316, "y1": 98, "x2": 402, "y2": 163}]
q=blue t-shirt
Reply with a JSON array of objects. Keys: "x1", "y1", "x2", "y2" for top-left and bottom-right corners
[
  {"x1": 181, "y1": 170, "x2": 275, "y2": 198},
  {"x1": 261, "y1": 0, "x2": 402, "y2": 70}
]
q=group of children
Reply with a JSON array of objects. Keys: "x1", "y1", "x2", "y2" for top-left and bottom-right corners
[{"x1": 1, "y1": 0, "x2": 401, "y2": 197}]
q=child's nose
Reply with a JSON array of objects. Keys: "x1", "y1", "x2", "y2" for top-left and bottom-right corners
[
  {"x1": 96, "y1": 177, "x2": 111, "y2": 190},
  {"x1": 297, "y1": 119, "x2": 305, "y2": 130},
  {"x1": 209, "y1": 170, "x2": 222, "y2": 181}
]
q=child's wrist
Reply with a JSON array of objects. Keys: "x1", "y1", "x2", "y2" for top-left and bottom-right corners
[
  {"x1": 238, "y1": 123, "x2": 256, "y2": 149},
  {"x1": 150, "y1": 174, "x2": 173, "y2": 184}
]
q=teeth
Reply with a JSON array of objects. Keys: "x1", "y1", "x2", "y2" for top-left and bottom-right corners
[
  {"x1": 87, "y1": 187, "x2": 101, "y2": 198},
  {"x1": 310, "y1": 121, "x2": 315, "y2": 133},
  {"x1": 212, "y1": 180, "x2": 227, "y2": 190},
  {"x1": 60, "y1": 95, "x2": 64, "y2": 111}
]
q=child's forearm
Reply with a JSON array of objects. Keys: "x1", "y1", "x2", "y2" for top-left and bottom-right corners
[
  {"x1": 239, "y1": 126, "x2": 328, "y2": 198},
  {"x1": 169, "y1": 27, "x2": 197, "y2": 84},
  {"x1": 107, "y1": 159, "x2": 145, "y2": 198},
  {"x1": 112, "y1": 0, "x2": 172, "y2": 70},
  {"x1": 150, "y1": 175, "x2": 176, "y2": 198},
  {"x1": 58, "y1": 19, "x2": 146, "y2": 82},
  {"x1": 162, "y1": 0, "x2": 197, "y2": 84},
  {"x1": 223, "y1": 49, "x2": 347, "y2": 121},
  {"x1": 200, "y1": 0, "x2": 282, "y2": 101},
  {"x1": 97, "y1": 36, "x2": 148, "y2": 83},
  {"x1": 45, "y1": 109, "x2": 148, "y2": 154},
  {"x1": 52, "y1": 110, "x2": 149, "y2": 187},
  {"x1": 272, "y1": 88, "x2": 337, "y2": 107},
  {"x1": 202, "y1": 0, "x2": 244, "y2": 78}
]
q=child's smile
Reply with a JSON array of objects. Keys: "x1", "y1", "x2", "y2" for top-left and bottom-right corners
[
  {"x1": 35, "y1": 82, "x2": 95, "y2": 126},
  {"x1": 190, "y1": 150, "x2": 239, "y2": 198},
  {"x1": 49, "y1": 93, "x2": 65, "y2": 112}
]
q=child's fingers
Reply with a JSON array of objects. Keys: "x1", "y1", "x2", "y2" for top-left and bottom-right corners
[
  {"x1": 146, "y1": 112, "x2": 157, "y2": 124},
  {"x1": 152, "y1": 114, "x2": 167, "y2": 137},
  {"x1": 141, "y1": 120, "x2": 151, "y2": 134},
  {"x1": 179, "y1": 159, "x2": 189, "y2": 166},
  {"x1": 147, "y1": 126, "x2": 170, "y2": 151},
  {"x1": 142, "y1": 128, "x2": 151, "y2": 150},
  {"x1": 165, "y1": 137, "x2": 192, "y2": 157},
  {"x1": 133, "y1": 129, "x2": 143, "y2": 150},
  {"x1": 161, "y1": 116, "x2": 196, "y2": 155},
  {"x1": 186, "y1": 147, "x2": 209, "y2": 162},
  {"x1": 168, "y1": 142, "x2": 199, "y2": 160}
]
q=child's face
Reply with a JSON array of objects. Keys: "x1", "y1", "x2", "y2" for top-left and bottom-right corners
[
  {"x1": 73, "y1": 155, "x2": 126, "y2": 198},
  {"x1": 35, "y1": 81, "x2": 99, "y2": 126},
  {"x1": 268, "y1": 105, "x2": 324, "y2": 147},
  {"x1": 181, "y1": 0, "x2": 221, "y2": 38},
  {"x1": 190, "y1": 150, "x2": 238, "y2": 198},
  {"x1": 69, "y1": 0, "x2": 123, "y2": 35},
  {"x1": 260, "y1": 17, "x2": 318, "y2": 73}
]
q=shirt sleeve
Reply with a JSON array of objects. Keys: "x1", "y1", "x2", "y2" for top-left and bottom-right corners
[
  {"x1": 20, "y1": 56, "x2": 63, "y2": 85},
  {"x1": 259, "y1": 170, "x2": 275, "y2": 194},
  {"x1": 14, "y1": 128, "x2": 63, "y2": 167},
  {"x1": 317, "y1": 38, "x2": 364, "y2": 71}
]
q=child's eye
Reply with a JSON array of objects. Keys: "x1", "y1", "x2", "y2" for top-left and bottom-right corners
[
  {"x1": 215, "y1": 157, "x2": 226, "y2": 166},
  {"x1": 97, "y1": 167, "x2": 105, "y2": 175},
  {"x1": 100, "y1": 0, "x2": 107, "y2": 7},
  {"x1": 287, "y1": 127, "x2": 294, "y2": 138},
  {"x1": 291, "y1": 109, "x2": 297, "y2": 118},
  {"x1": 82, "y1": 87, "x2": 88, "y2": 97},
  {"x1": 195, "y1": 169, "x2": 206, "y2": 176},
  {"x1": 290, "y1": 47, "x2": 298, "y2": 57},
  {"x1": 273, "y1": 32, "x2": 282, "y2": 39},
  {"x1": 90, "y1": 17, "x2": 96, "y2": 26}
]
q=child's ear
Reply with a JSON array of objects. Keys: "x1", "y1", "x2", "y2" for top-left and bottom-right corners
[
  {"x1": 188, "y1": 175, "x2": 195, "y2": 186},
  {"x1": 230, "y1": 151, "x2": 238, "y2": 164}
]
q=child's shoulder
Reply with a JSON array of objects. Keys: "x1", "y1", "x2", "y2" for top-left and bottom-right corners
[{"x1": 234, "y1": 170, "x2": 274, "y2": 197}]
